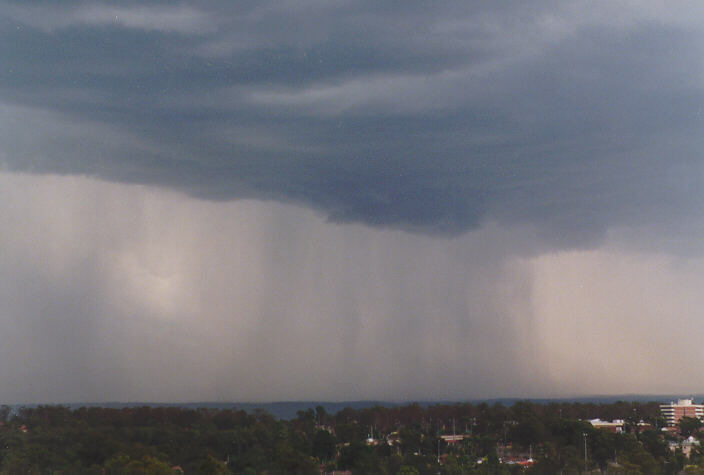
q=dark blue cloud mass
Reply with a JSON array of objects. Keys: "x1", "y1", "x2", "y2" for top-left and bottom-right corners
[{"x1": 1, "y1": 1, "x2": 703, "y2": 240}]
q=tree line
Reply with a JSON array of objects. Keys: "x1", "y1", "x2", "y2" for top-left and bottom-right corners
[{"x1": 0, "y1": 400, "x2": 699, "y2": 473}]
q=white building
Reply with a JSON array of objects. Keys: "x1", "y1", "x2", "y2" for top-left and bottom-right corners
[{"x1": 588, "y1": 419, "x2": 624, "y2": 433}]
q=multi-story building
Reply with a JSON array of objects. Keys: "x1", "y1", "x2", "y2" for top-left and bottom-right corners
[{"x1": 660, "y1": 398, "x2": 704, "y2": 426}]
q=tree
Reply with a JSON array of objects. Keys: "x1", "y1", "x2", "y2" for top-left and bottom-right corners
[
  {"x1": 199, "y1": 454, "x2": 229, "y2": 474},
  {"x1": 639, "y1": 429, "x2": 670, "y2": 460},
  {"x1": 0, "y1": 406, "x2": 10, "y2": 424},
  {"x1": 106, "y1": 455, "x2": 173, "y2": 475},
  {"x1": 312, "y1": 429, "x2": 336, "y2": 462},
  {"x1": 315, "y1": 405, "x2": 329, "y2": 426},
  {"x1": 399, "y1": 427, "x2": 422, "y2": 455},
  {"x1": 396, "y1": 465, "x2": 420, "y2": 475},
  {"x1": 680, "y1": 417, "x2": 703, "y2": 437}
]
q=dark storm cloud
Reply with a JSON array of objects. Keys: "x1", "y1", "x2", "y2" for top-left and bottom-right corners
[
  {"x1": 2, "y1": 1, "x2": 703, "y2": 239},
  {"x1": 4, "y1": 2, "x2": 704, "y2": 403}
]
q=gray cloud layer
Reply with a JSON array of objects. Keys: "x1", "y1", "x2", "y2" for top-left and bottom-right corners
[
  {"x1": 2, "y1": 2, "x2": 704, "y2": 403},
  {"x1": 2, "y1": 1, "x2": 702, "y2": 241}
]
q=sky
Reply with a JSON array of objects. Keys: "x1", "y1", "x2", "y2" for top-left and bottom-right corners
[{"x1": 1, "y1": 1, "x2": 704, "y2": 403}]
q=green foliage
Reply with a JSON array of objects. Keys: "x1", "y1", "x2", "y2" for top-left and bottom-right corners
[
  {"x1": 104, "y1": 454, "x2": 172, "y2": 474},
  {"x1": 199, "y1": 454, "x2": 229, "y2": 474},
  {"x1": 0, "y1": 400, "x2": 683, "y2": 473},
  {"x1": 397, "y1": 465, "x2": 420, "y2": 475},
  {"x1": 639, "y1": 428, "x2": 670, "y2": 459},
  {"x1": 681, "y1": 416, "x2": 704, "y2": 437},
  {"x1": 312, "y1": 428, "x2": 336, "y2": 462}
]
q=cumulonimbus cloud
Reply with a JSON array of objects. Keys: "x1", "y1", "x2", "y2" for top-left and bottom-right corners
[
  {"x1": 1, "y1": 0, "x2": 703, "y2": 243},
  {"x1": 2, "y1": 1, "x2": 704, "y2": 403}
]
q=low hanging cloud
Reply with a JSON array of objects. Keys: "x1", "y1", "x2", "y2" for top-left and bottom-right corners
[
  {"x1": 0, "y1": 1, "x2": 702, "y2": 242},
  {"x1": 2, "y1": 3, "x2": 214, "y2": 34}
]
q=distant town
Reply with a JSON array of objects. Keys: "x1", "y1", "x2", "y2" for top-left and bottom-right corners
[{"x1": 1, "y1": 397, "x2": 704, "y2": 473}]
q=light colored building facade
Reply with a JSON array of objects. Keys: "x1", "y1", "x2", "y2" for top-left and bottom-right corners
[
  {"x1": 669, "y1": 436, "x2": 701, "y2": 458},
  {"x1": 660, "y1": 398, "x2": 704, "y2": 426},
  {"x1": 588, "y1": 418, "x2": 624, "y2": 433}
]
